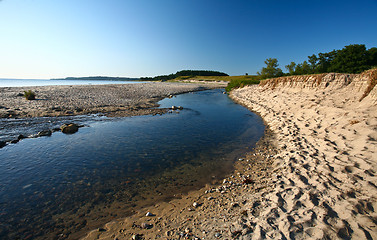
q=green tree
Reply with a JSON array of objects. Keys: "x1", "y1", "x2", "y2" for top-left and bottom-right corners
[
  {"x1": 282, "y1": 44, "x2": 376, "y2": 76},
  {"x1": 257, "y1": 58, "x2": 283, "y2": 79},
  {"x1": 368, "y1": 47, "x2": 377, "y2": 67},
  {"x1": 294, "y1": 61, "x2": 312, "y2": 75},
  {"x1": 285, "y1": 62, "x2": 297, "y2": 75},
  {"x1": 316, "y1": 50, "x2": 338, "y2": 73},
  {"x1": 328, "y1": 44, "x2": 369, "y2": 73},
  {"x1": 308, "y1": 54, "x2": 318, "y2": 73}
]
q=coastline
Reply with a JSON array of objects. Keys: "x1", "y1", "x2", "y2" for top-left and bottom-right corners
[{"x1": 83, "y1": 70, "x2": 377, "y2": 239}]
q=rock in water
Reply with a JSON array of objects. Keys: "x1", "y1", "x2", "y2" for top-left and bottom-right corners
[
  {"x1": 18, "y1": 134, "x2": 26, "y2": 140},
  {"x1": 60, "y1": 123, "x2": 79, "y2": 134},
  {"x1": 38, "y1": 130, "x2": 52, "y2": 137}
]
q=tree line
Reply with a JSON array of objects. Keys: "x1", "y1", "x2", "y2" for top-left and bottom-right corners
[
  {"x1": 258, "y1": 44, "x2": 377, "y2": 80},
  {"x1": 140, "y1": 70, "x2": 228, "y2": 81}
]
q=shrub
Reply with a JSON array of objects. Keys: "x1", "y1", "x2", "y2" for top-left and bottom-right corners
[
  {"x1": 24, "y1": 90, "x2": 36, "y2": 100},
  {"x1": 225, "y1": 78, "x2": 260, "y2": 92}
]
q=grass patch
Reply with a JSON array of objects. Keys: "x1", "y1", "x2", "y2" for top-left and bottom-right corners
[
  {"x1": 24, "y1": 90, "x2": 36, "y2": 100},
  {"x1": 171, "y1": 75, "x2": 259, "y2": 82},
  {"x1": 171, "y1": 75, "x2": 260, "y2": 92},
  {"x1": 225, "y1": 77, "x2": 260, "y2": 92}
]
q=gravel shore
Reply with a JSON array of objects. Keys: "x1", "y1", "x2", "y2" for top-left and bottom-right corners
[{"x1": 0, "y1": 82, "x2": 226, "y2": 119}]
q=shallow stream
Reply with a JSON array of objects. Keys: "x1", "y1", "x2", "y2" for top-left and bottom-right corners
[{"x1": 0, "y1": 89, "x2": 265, "y2": 239}]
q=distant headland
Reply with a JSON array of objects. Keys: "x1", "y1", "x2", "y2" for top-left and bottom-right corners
[{"x1": 51, "y1": 76, "x2": 140, "y2": 81}]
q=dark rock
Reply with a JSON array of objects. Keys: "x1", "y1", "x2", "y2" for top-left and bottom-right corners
[
  {"x1": 243, "y1": 178, "x2": 254, "y2": 184},
  {"x1": 18, "y1": 134, "x2": 26, "y2": 140},
  {"x1": 10, "y1": 139, "x2": 19, "y2": 144},
  {"x1": 0, "y1": 141, "x2": 6, "y2": 148},
  {"x1": 60, "y1": 123, "x2": 79, "y2": 134},
  {"x1": 52, "y1": 127, "x2": 61, "y2": 132},
  {"x1": 38, "y1": 130, "x2": 52, "y2": 137}
]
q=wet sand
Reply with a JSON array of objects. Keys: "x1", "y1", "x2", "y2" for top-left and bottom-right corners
[{"x1": 83, "y1": 70, "x2": 377, "y2": 239}]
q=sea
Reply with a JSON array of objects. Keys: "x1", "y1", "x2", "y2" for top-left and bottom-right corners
[{"x1": 0, "y1": 78, "x2": 142, "y2": 87}]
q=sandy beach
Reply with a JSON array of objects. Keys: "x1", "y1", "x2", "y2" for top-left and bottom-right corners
[{"x1": 83, "y1": 69, "x2": 377, "y2": 239}]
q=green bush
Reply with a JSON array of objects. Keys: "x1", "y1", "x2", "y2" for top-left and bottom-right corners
[
  {"x1": 225, "y1": 78, "x2": 260, "y2": 92},
  {"x1": 24, "y1": 90, "x2": 36, "y2": 100}
]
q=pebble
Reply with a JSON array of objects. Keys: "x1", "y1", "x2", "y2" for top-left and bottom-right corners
[
  {"x1": 231, "y1": 202, "x2": 240, "y2": 208},
  {"x1": 145, "y1": 212, "x2": 155, "y2": 217},
  {"x1": 140, "y1": 222, "x2": 153, "y2": 229},
  {"x1": 193, "y1": 202, "x2": 199, "y2": 208},
  {"x1": 131, "y1": 234, "x2": 142, "y2": 240}
]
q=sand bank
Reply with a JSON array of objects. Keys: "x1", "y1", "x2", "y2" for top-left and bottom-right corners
[
  {"x1": 0, "y1": 82, "x2": 225, "y2": 119},
  {"x1": 83, "y1": 69, "x2": 377, "y2": 239}
]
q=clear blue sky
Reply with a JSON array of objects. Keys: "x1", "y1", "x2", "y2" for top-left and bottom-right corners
[{"x1": 1, "y1": 0, "x2": 376, "y2": 79}]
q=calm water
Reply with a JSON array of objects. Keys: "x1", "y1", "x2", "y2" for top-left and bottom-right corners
[
  {"x1": 0, "y1": 79, "x2": 142, "y2": 87},
  {"x1": 0, "y1": 89, "x2": 265, "y2": 239}
]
